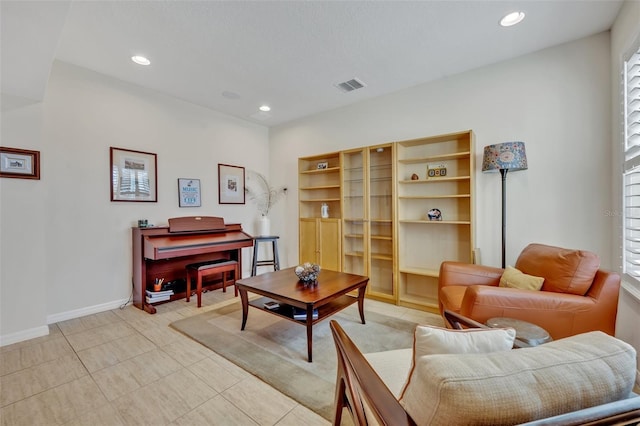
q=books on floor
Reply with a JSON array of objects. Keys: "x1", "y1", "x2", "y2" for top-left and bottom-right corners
[
  {"x1": 146, "y1": 289, "x2": 174, "y2": 304},
  {"x1": 292, "y1": 306, "x2": 318, "y2": 320}
]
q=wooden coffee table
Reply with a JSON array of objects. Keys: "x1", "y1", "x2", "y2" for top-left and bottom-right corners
[{"x1": 235, "y1": 267, "x2": 369, "y2": 362}]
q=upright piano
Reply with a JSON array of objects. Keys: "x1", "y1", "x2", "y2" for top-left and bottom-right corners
[{"x1": 132, "y1": 216, "x2": 253, "y2": 314}]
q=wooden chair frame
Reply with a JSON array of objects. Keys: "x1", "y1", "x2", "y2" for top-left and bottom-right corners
[{"x1": 330, "y1": 319, "x2": 416, "y2": 426}]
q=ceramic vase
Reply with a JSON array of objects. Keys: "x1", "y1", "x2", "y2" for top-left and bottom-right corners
[{"x1": 258, "y1": 216, "x2": 270, "y2": 236}]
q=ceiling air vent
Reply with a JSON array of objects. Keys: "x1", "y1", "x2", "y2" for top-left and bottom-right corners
[{"x1": 335, "y1": 78, "x2": 366, "y2": 93}]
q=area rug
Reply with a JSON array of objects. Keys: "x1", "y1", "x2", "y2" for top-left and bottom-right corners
[{"x1": 170, "y1": 301, "x2": 443, "y2": 420}]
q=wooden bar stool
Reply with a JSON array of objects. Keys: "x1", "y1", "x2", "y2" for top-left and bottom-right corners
[
  {"x1": 185, "y1": 259, "x2": 238, "y2": 307},
  {"x1": 251, "y1": 236, "x2": 280, "y2": 276}
]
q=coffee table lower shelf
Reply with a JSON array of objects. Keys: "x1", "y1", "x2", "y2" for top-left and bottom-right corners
[{"x1": 249, "y1": 295, "x2": 358, "y2": 325}]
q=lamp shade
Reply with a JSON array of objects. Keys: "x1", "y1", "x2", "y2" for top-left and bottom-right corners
[{"x1": 482, "y1": 142, "x2": 528, "y2": 172}]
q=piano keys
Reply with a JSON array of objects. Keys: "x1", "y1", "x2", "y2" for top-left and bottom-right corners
[{"x1": 132, "y1": 216, "x2": 253, "y2": 314}]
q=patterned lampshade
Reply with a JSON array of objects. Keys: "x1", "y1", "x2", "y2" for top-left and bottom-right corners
[{"x1": 482, "y1": 142, "x2": 528, "y2": 172}]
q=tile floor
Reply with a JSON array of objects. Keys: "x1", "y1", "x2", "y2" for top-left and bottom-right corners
[{"x1": 0, "y1": 288, "x2": 434, "y2": 426}]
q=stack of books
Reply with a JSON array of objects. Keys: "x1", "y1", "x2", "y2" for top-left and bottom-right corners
[
  {"x1": 145, "y1": 289, "x2": 174, "y2": 304},
  {"x1": 292, "y1": 306, "x2": 319, "y2": 320}
]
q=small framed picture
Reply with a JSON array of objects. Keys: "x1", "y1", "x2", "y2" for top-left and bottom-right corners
[
  {"x1": 317, "y1": 161, "x2": 328, "y2": 169},
  {"x1": 110, "y1": 147, "x2": 157, "y2": 202},
  {"x1": 178, "y1": 178, "x2": 201, "y2": 207},
  {"x1": 0, "y1": 147, "x2": 40, "y2": 180},
  {"x1": 427, "y1": 163, "x2": 447, "y2": 179},
  {"x1": 218, "y1": 164, "x2": 245, "y2": 204}
]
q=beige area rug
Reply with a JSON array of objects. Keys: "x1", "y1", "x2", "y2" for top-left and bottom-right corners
[{"x1": 170, "y1": 301, "x2": 443, "y2": 420}]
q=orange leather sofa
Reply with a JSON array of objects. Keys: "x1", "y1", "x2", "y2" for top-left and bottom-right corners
[{"x1": 438, "y1": 243, "x2": 621, "y2": 340}]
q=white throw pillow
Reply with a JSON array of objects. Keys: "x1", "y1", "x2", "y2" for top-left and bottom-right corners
[
  {"x1": 398, "y1": 325, "x2": 516, "y2": 400},
  {"x1": 413, "y1": 324, "x2": 516, "y2": 357}
]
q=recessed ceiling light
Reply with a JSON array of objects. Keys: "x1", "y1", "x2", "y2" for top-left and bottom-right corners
[
  {"x1": 500, "y1": 11, "x2": 525, "y2": 27},
  {"x1": 259, "y1": 105, "x2": 271, "y2": 112},
  {"x1": 131, "y1": 55, "x2": 150, "y2": 66}
]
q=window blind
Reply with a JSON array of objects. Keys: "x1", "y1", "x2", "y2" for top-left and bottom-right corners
[{"x1": 623, "y1": 41, "x2": 640, "y2": 284}]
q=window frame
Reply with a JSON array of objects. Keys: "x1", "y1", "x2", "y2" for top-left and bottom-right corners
[{"x1": 622, "y1": 35, "x2": 640, "y2": 291}]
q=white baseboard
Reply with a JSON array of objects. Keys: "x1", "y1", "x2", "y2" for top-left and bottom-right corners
[
  {"x1": 0, "y1": 325, "x2": 49, "y2": 347},
  {"x1": 1, "y1": 298, "x2": 132, "y2": 347},
  {"x1": 46, "y1": 298, "x2": 131, "y2": 324}
]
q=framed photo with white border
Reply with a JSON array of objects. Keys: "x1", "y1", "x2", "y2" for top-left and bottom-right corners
[
  {"x1": 0, "y1": 147, "x2": 40, "y2": 180},
  {"x1": 110, "y1": 147, "x2": 157, "y2": 202},
  {"x1": 218, "y1": 163, "x2": 245, "y2": 204},
  {"x1": 178, "y1": 178, "x2": 201, "y2": 207}
]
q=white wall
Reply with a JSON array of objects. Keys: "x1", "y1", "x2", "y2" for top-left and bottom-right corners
[
  {"x1": 0, "y1": 61, "x2": 269, "y2": 344},
  {"x1": 611, "y1": 0, "x2": 640, "y2": 382},
  {"x1": 271, "y1": 32, "x2": 612, "y2": 272},
  {"x1": 0, "y1": 103, "x2": 48, "y2": 343}
]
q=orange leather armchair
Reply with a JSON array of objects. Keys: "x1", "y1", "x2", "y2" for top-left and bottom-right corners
[{"x1": 438, "y1": 243, "x2": 621, "y2": 340}]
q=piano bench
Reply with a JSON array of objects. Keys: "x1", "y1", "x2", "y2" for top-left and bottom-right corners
[{"x1": 185, "y1": 259, "x2": 239, "y2": 307}]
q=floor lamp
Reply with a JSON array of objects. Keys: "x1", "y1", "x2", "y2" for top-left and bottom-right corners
[{"x1": 482, "y1": 142, "x2": 528, "y2": 268}]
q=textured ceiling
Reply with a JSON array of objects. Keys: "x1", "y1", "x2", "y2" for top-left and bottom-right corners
[{"x1": 1, "y1": 0, "x2": 623, "y2": 126}]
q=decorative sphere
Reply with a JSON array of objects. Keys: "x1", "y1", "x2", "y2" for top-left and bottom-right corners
[{"x1": 427, "y1": 208, "x2": 442, "y2": 221}]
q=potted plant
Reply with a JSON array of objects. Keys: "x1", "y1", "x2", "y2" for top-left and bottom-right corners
[{"x1": 245, "y1": 171, "x2": 287, "y2": 235}]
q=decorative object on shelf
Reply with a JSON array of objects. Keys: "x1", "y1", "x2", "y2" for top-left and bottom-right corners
[
  {"x1": 138, "y1": 219, "x2": 148, "y2": 228},
  {"x1": 153, "y1": 278, "x2": 164, "y2": 292},
  {"x1": 411, "y1": 173, "x2": 419, "y2": 180},
  {"x1": 427, "y1": 163, "x2": 447, "y2": 178},
  {"x1": 295, "y1": 262, "x2": 321, "y2": 284},
  {"x1": 177, "y1": 178, "x2": 201, "y2": 207},
  {"x1": 218, "y1": 163, "x2": 245, "y2": 204},
  {"x1": 263, "y1": 300, "x2": 280, "y2": 310},
  {"x1": 317, "y1": 161, "x2": 328, "y2": 169},
  {"x1": 482, "y1": 141, "x2": 528, "y2": 268},
  {"x1": 427, "y1": 208, "x2": 442, "y2": 221},
  {"x1": 321, "y1": 203, "x2": 329, "y2": 218},
  {"x1": 110, "y1": 147, "x2": 157, "y2": 202},
  {"x1": 0, "y1": 146, "x2": 40, "y2": 180},
  {"x1": 245, "y1": 170, "x2": 287, "y2": 235}
]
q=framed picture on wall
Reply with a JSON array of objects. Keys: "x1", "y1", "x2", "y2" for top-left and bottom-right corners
[
  {"x1": 218, "y1": 163, "x2": 245, "y2": 204},
  {"x1": 110, "y1": 147, "x2": 157, "y2": 202},
  {"x1": 0, "y1": 147, "x2": 40, "y2": 180},
  {"x1": 178, "y1": 178, "x2": 201, "y2": 207}
]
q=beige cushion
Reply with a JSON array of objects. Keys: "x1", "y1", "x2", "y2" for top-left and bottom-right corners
[
  {"x1": 400, "y1": 331, "x2": 637, "y2": 426},
  {"x1": 364, "y1": 348, "x2": 412, "y2": 397},
  {"x1": 499, "y1": 265, "x2": 545, "y2": 291},
  {"x1": 515, "y1": 243, "x2": 599, "y2": 295}
]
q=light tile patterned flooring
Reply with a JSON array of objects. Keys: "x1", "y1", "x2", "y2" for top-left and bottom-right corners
[{"x1": 0, "y1": 288, "x2": 436, "y2": 425}]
